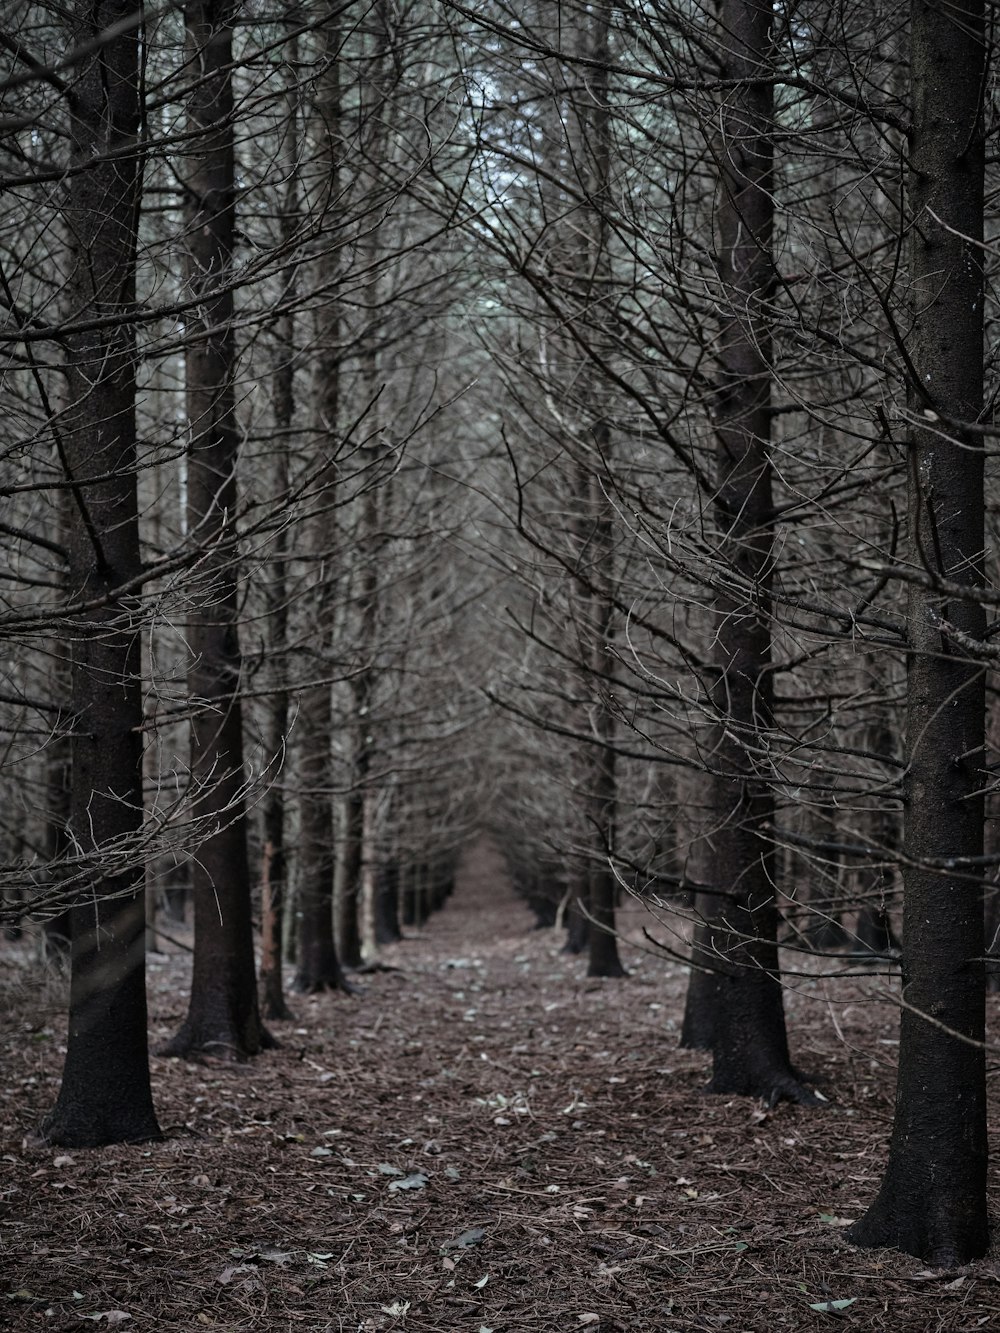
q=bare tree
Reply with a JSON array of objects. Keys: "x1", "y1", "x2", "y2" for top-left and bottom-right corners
[
  {"x1": 42, "y1": 0, "x2": 160, "y2": 1145},
  {"x1": 677, "y1": 0, "x2": 814, "y2": 1103},
  {"x1": 848, "y1": 0, "x2": 989, "y2": 1264},
  {"x1": 161, "y1": 0, "x2": 269, "y2": 1059}
]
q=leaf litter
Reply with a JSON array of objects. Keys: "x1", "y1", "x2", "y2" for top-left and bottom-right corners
[{"x1": 3, "y1": 840, "x2": 1000, "y2": 1330}]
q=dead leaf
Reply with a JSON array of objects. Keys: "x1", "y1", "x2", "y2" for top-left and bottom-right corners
[
  {"x1": 443, "y1": 1227, "x2": 485, "y2": 1251},
  {"x1": 388, "y1": 1170, "x2": 428, "y2": 1192}
]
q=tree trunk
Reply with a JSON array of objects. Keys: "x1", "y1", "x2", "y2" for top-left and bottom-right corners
[
  {"x1": 294, "y1": 683, "x2": 344, "y2": 991},
  {"x1": 686, "y1": 0, "x2": 812, "y2": 1105},
  {"x1": 336, "y1": 784, "x2": 364, "y2": 969},
  {"x1": 259, "y1": 25, "x2": 300, "y2": 1023},
  {"x1": 374, "y1": 857, "x2": 401, "y2": 944},
  {"x1": 587, "y1": 622, "x2": 626, "y2": 979},
  {"x1": 43, "y1": 674, "x2": 73, "y2": 963},
  {"x1": 43, "y1": 0, "x2": 160, "y2": 1146},
  {"x1": 563, "y1": 870, "x2": 591, "y2": 954},
  {"x1": 337, "y1": 0, "x2": 389, "y2": 970},
  {"x1": 679, "y1": 923, "x2": 715, "y2": 1050},
  {"x1": 848, "y1": 0, "x2": 988, "y2": 1265},
  {"x1": 293, "y1": 5, "x2": 347, "y2": 994},
  {"x1": 160, "y1": 0, "x2": 268, "y2": 1060}
]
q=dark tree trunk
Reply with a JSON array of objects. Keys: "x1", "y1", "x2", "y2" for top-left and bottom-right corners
[
  {"x1": 853, "y1": 694, "x2": 901, "y2": 957},
  {"x1": 160, "y1": 0, "x2": 268, "y2": 1060},
  {"x1": 258, "y1": 31, "x2": 299, "y2": 1024},
  {"x1": 400, "y1": 860, "x2": 417, "y2": 927},
  {"x1": 338, "y1": 6, "x2": 387, "y2": 967},
  {"x1": 563, "y1": 870, "x2": 591, "y2": 954},
  {"x1": 294, "y1": 684, "x2": 345, "y2": 992},
  {"x1": 587, "y1": 734, "x2": 626, "y2": 978},
  {"x1": 292, "y1": 8, "x2": 347, "y2": 995},
  {"x1": 42, "y1": 1, "x2": 160, "y2": 1146},
  {"x1": 847, "y1": 0, "x2": 988, "y2": 1266},
  {"x1": 679, "y1": 924, "x2": 715, "y2": 1050},
  {"x1": 374, "y1": 860, "x2": 401, "y2": 944},
  {"x1": 574, "y1": 3, "x2": 624, "y2": 982},
  {"x1": 260, "y1": 834, "x2": 292, "y2": 1020},
  {"x1": 685, "y1": 0, "x2": 812, "y2": 1105},
  {"x1": 43, "y1": 696, "x2": 73, "y2": 962},
  {"x1": 337, "y1": 781, "x2": 365, "y2": 968},
  {"x1": 407, "y1": 862, "x2": 428, "y2": 926}
]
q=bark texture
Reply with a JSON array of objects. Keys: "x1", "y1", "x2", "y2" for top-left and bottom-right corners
[
  {"x1": 161, "y1": 0, "x2": 267, "y2": 1059},
  {"x1": 294, "y1": 6, "x2": 347, "y2": 994},
  {"x1": 259, "y1": 31, "x2": 300, "y2": 1023},
  {"x1": 42, "y1": 1, "x2": 160, "y2": 1145},
  {"x1": 688, "y1": 0, "x2": 811, "y2": 1104},
  {"x1": 848, "y1": 0, "x2": 988, "y2": 1265}
]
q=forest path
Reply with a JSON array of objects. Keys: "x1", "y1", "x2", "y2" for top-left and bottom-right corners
[
  {"x1": 2, "y1": 848, "x2": 991, "y2": 1331},
  {"x1": 406, "y1": 834, "x2": 536, "y2": 957}
]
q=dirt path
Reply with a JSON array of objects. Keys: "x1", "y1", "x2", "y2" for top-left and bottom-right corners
[{"x1": 2, "y1": 841, "x2": 1000, "y2": 1331}]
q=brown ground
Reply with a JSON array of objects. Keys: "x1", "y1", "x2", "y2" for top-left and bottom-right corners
[{"x1": 3, "y1": 840, "x2": 1000, "y2": 1332}]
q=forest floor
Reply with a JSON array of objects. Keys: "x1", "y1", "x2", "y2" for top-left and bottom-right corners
[{"x1": 4, "y1": 841, "x2": 1000, "y2": 1333}]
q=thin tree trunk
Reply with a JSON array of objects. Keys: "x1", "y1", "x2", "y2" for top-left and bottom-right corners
[
  {"x1": 294, "y1": 684, "x2": 344, "y2": 991},
  {"x1": 294, "y1": 5, "x2": 347, "y2": 993},
  {"x1": 569, "y1": 3, "x2": 625, "y2": 980},
  {"x1": 259, "y1": 20, "x2": 300, "y2": 1023},
  {"x1": 848, "y1": 0, "x2": 988, "y2": 1265},
  {"x1": 161, "y1": 0, "x2": 268, "y2": 1059},
  {"x1": 43, "y1": 0, "x2": 160, "y2": 1145},
  {"x1": 337, "y1": 0, "x2": 389, "y2": 971},
  {"x1": 43, "y1": 669, "x2": 73, "y2": 963}
]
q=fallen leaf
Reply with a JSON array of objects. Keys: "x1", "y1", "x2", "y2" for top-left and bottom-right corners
[
  {"x1": 388, "y1": 1171, "x2": 428, "y2": 1192},
  {"x1": 808, "y1": 1297, "x2": 857, "y2": 1313},
  {"x1": 442, "y1": 1226, "x2": 485, "y2": 1251}
]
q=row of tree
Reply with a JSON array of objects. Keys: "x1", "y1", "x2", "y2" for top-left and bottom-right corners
[{"x1": 0, "y1": 0, "x2": 995, "y2": 1267}]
